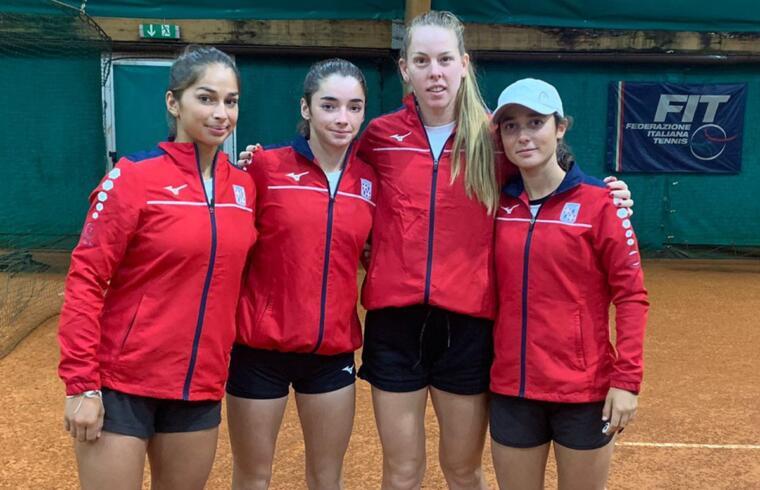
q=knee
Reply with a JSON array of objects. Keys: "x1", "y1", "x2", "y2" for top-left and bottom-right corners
[
  {"x1": 231, "y1": 465, "x2": 272, "y2": 490},
  {"x1": 305, "y1": 466, "x2": 342, "y2": 490},
  {"x1": 440, "y1": 457, "x2": 483, "y2": 489},
  {"x1": 383, "y1": 458, "x2": 425, "y2": 490}
]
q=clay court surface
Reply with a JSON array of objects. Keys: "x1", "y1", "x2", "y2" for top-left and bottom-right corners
[{"x1": 1, "y1": 259, "x2": 758, "y2": 489}]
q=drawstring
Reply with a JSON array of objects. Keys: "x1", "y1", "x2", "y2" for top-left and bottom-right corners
[
  {"x1": 412, "y1": 307, "x2": 434, "y2": 369},
  {"x1": 445, "y1": 311, "x2": 451, "y2": 348}
]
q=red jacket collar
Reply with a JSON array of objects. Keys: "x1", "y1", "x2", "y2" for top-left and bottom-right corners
[{"x1": 158, "y1": 141, "x2": 230, "y2": 180}]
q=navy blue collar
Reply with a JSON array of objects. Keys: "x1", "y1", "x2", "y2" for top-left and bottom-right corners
[
  {"x1": 291, "y1": 133, "x2": 353, "y2": 171},
  {"x1": 503, "y1": 162, "x2": 585, "y2": 199},
  {"x1": 292, "y1": 133, "x2": 315, "y2": 161}
]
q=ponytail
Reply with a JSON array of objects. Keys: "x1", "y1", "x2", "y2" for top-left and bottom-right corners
[{"x1": 451, "y1": 63, "x2": 497, "y2": 214}]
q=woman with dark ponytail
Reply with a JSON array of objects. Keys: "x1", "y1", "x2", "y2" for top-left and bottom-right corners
[
  {"x1": 58, "y1": 45, "x2": 257, "y2": 490},
  {"x1": 228, "y1": 58, "x2": 376, "y2": 490}
]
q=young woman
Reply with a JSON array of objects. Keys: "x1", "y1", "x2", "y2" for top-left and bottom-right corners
[
  {"x1": 490, "y1": 78, "x2": 648, "y2": 490},
  {"x1": 58, "y1": 46, "x2": 256, "y2": 490},
  {"x1": 354, "y1": 11, "x2": 635, "y2": 490},
  {"x1": 227, "y1": 59, "x2": 376, "y2": 490}
]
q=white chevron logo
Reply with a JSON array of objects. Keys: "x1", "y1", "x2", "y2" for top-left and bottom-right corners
[
  {"x1": 287, "y1": 171, "x2": 309, "y2": 182},
  {"x1": 390, "y1": 131, "x2": 412, "y2": 142},
  {"x1": 164, "y1": 184, "x2": 187, "y2": 196}
]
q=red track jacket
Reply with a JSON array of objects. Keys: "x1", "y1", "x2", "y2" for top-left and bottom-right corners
[
  {"x1": 357, "y1": 94, "x2": 512, "y2": 319},
  {"x1": 236, "y1": 135, "x2": 376, "y2": 355},
  {"x1": 58, "y1": 142, "x2": 257, "y2": 401},
  {"x1": 491, "y1": 163, "x2": 648, "y2": 402}
]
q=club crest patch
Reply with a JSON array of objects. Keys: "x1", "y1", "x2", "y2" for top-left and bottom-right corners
[
  {"x1": 360, "y1": 178, "x2": 373, "y2": 200},
  {"x1": 233, "y1": 184, "x2": 246, "y2": 206},
  {"x1": 560, "y1": 202, "x2": 581, "y2": 224}
]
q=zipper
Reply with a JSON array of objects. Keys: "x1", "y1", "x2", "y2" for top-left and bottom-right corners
[
  {"x1": 415, "y1": 103, "x2": 451, "y2": 304},
  {"x1": 183, "y1": 145, "x2": 218, "y2": 400},
  {"x1": 518, "y1": 202, "x2": 542, "y2": 398},
  {"x1": 311, "y1": 148, "x2": 349, "y2": 353}
]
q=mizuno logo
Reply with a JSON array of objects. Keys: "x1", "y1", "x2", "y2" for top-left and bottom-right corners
[
  {"x1": 164, "y1": 184, "x2": 187, "y2": 196},
  {"x1": 342, "y1": 365, "x2": 354, "y2": 375},
  {"x1": 502, "y1": 205, "x2": 519, "y2": 214},
  {"x1": 287, "y1": 171, "x2": 309, "y2": 182},
  {"x1": 390, "y1": 131, "x2": 412, "y2": 142}
]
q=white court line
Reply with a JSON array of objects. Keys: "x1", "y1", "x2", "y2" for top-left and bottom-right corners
[{"x1": 616, "y1": 442, "x2": 760, "y2": 450}]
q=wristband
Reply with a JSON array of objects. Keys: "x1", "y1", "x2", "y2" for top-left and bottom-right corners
[{"x1": 66, "y1": 389, "x2": 103, "y2": 399}]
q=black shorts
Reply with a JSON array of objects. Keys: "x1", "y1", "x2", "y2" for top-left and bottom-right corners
[
  {"x1": 490, "y1": 393, "x2": 613, "y2": 450},
  {"x1": 226, "y1": 344, "x2": 356, "y2": 399},
  {"x1": 101, "y1": 388, "x2": 221, "y2": 439},
  {"x1": 358, "y1": 305, "x2": 493, "y2": 395}
]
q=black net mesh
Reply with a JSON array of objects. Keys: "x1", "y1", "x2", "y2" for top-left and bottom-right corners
[{"x1": 0, "y1": 7, "x2": 111, "y2": 357}]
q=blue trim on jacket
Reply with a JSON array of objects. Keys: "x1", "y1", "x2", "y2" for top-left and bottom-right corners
[
  {"x1": 124, "y1": 146, "x2": 166, "y2": 163},
  {"x1": 503, "y1": 163, "x2": 605, "y2": 198}
]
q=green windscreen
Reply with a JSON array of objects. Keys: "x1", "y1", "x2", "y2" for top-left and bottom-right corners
[
  {"x1": 113, "y1": 64, "x2": 172, "y2": 160},
  {"x1": 0, "y1": 13, "x2": 108, "y2": 250}
]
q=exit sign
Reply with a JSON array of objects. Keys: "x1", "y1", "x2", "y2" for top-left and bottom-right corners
[{"x1": 139, "y1": 24, "x2": 181, "y2": 40}]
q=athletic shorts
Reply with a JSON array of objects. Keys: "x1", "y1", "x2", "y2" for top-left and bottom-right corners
[
  {"x1": 226, "y1": 344, "x2": 356, "y2": 399},
  {"x1": 101, "y1": 388, "x2": 221, "y2": 439},
  {"x1": 358, "y1": 305, "x2": 493, "y2": 395},
  {"x1": 490, "y1": 393, "x2": 613, "y2": 450}
]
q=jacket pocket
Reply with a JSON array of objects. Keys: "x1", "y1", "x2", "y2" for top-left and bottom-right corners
[
  {"x1": 254, "y1": 291, "x2": 273, "y2": 327},
  {"x1": 572, "y1": 309, "x2": 587, "y2": 370},
  {"x1": 531, "y1": 298, "x2": 586, "y2": 372},
  {"x1": 117, "y1": 294, "x2": 144, "y2": 358}
]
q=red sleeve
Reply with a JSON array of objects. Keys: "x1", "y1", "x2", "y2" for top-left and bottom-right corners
[
  {"x1": 58, "y1": 159, "x2": 143, "y2": 395},
  {"x1": 356, "y1": 122, "x2": 376, "y2": 166},
  {"x1": 594, "y1": 196, "x2": 649, "y2": 394}
]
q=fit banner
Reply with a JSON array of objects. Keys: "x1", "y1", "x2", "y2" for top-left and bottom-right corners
[{"x1": 607, "y1": 82, "x2": 747, "y2": 173}]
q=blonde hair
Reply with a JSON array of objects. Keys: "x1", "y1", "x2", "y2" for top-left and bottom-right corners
[{"x1": 401, "y1": 11, "x2": 498, "y2": 213}]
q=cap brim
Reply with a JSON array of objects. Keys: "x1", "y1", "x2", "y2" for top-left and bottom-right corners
[{"x1": 493, "y1": 101, "x2": 558, "y2": 123}]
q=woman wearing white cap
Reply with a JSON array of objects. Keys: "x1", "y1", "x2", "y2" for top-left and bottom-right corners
[{"x1": 489, "y1": 78, "x2": 649, "y2": 489}]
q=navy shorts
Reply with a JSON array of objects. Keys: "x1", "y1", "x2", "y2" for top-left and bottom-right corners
[
  {"x1": 226, "y1": 344, "x2": 356, "y2": 399},
  {"x1": 490, "y1": 393, "x2": 613, "y2": 450},
  {"x1": 358, "y1": 305, "x2": 493, "y2": 395},
  {"x1": 101, "y1": 388, "x2": 221, "y2": 439}
]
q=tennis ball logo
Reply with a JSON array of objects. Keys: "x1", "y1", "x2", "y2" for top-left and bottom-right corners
[{"x1": 689, "y1": 124, "x2": 737, "y2": 161}]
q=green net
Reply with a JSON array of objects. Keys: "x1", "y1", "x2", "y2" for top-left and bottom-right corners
[{"x1": 0, "y1": 8, "x2": 111, "y2": 357}]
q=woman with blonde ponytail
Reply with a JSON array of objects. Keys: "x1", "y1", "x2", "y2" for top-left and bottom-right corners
[{"x1": 354, "y1": 10, "x2": 634, "y2": 489}]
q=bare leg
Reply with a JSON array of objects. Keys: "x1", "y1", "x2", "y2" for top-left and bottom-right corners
[
  {"x1": 430, "y1": 388, "x2": 489, "y2": 490},
  {"x1": 491, "y1": 440, "x2": 550, "y2": 490},
  {"x1": 554, "y1": 437, "x2": 615, "y2": 490},
  {"x1": 147, "y1": 426, "x2": 218, "y2": 490},
  {"x1": 371, "y1": 386, "x2": 429, "y2": 490},
  {"x1": 227, "y1": 394, "x2": 289, "y2": 490},
  {"x1": 75, "y1": 431, "x2": 148, "y2": 490},
  {"x1": 295, "y1": 384, "x2": 356, "y2": 490}
]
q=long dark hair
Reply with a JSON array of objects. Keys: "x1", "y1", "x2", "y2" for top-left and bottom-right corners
[
  {"x1": 166, "y1": 45, "x2": 240, "y2": 140},
  {"x1": 555, "y1": 114, "x2": 575, "y2": 170},
  {"x1": 298, "y1": 58, "x2": 367, "y2": 137}
]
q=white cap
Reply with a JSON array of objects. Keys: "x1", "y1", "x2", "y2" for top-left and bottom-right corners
[{"x1": 493, "y1": 78, "x2": 564, "y2": 121}]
